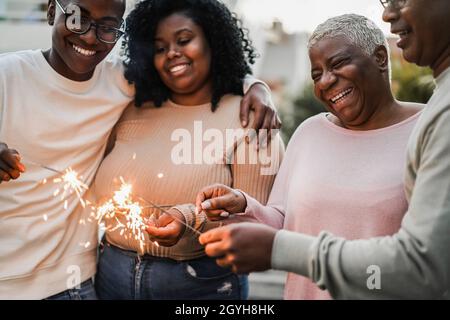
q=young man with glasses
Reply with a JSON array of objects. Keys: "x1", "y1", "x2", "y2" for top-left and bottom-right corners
[
  {"x1": 199, "y1": 0, "x2": 450, "y2": 299},
  {"x1": 0, "y1": 0, "x2": 278, "y2": 300}
]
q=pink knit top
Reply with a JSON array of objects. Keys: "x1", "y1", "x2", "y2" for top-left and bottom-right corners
[{"x1": 244, "y1": 111, "x2": 422, "y2": 299}]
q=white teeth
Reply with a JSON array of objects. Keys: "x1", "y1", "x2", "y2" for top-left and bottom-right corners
[
  {"x1": 397, "y1": 30, "x2": 410, "y2": 37},
  {"x1": 72, "y1": 44, "x2": 96, "y2": 57},
  {"x1": 170, "y1": 64, "x2": 189, "y2": 73},
  {"x1": 330, "y1": 88, "x2": 352, "y2": 104}
]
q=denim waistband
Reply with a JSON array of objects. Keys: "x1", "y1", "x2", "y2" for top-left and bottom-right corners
[{"x1": 102, "y1": 239, "x2": 210, "y2": 263}]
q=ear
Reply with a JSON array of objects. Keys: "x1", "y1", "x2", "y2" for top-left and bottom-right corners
[
  {"x1": 373, "y1": 45, "x2": 389, "y2": 74},
  {"x1": 47, "y1": 0, "x2": 55, "y2": 26}
]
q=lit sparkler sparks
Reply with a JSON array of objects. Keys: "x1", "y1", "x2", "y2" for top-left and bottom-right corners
[
  {"x1": 94, "y1": 175, "x2": 202, "y2": 251},
  {"x1": 94, "y1": 177, "x2": 149, "y2": 250},
  {"x1": 52, "y1": 167, "x2": 89, "y2": 209},
  {"x1": 23, "y1": 159, "x2": 89, "y2": 210}
]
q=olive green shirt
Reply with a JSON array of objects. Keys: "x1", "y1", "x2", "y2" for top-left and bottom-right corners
[{"x1": 271, "y1": 67, "x2": 450, "y2": 299}]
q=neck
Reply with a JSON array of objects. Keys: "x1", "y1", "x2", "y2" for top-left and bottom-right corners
[
  {"x1": 43, "y1": 49, "x2": 94, "y2": 82},
  {"x1": 431, "y1": 44, "x2": 450, "y2": 78},
  {"x1": 343, "y1": 93, "x2": 402, "y2": 131},
  {"x1": 170, "y1": 80, "x2": 213, "y2": 106}
]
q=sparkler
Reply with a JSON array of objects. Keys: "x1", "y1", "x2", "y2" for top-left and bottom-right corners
[
  {"x1": 94, "y1": 177, "x2": 149, "y2": 250},
  {"x1": 94, "y1": 176, "x2": 203, "y2": 252},
  {"x1": 23, "y1": 159, "x2": 89, "y2": 209}
]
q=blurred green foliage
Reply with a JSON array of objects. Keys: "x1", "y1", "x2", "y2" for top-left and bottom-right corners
[
  {"x1": 279, "y1": 84, "x2": 325, "y2": 142},
  {"x1": 391, "y1": 58, "x2": 435, "y2": 104}
]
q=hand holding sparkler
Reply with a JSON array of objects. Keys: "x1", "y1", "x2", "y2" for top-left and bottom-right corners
[
  {"x1": 195, "y1": 184, "x2": 247, "y2": 221},
  {"x1": 0, "y1": 142, "x2": 25, "y2": 183},
  {"x1": 146, "y1": 208, "x2": 187, "y2": 247}
]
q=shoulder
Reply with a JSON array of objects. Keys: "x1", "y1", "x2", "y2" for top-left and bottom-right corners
[
  {"x1": 101, "y1": 54, "x2": 135, "y2": 97},
  {"x1": 213, "y1": 94, "x2": 245, "y2": 127},
  {"x1": 398, "y1": 101, "x2": 426, "y2": 118},
  {"x1": 118, "y1": 100, "x2": 159, "y2": 123},
  {"x1": 288, "y1": 113, "x2": 327, "y2": 146},
  {"x1": 0, "y1": 50, "x2": 38, "y2": 74}
]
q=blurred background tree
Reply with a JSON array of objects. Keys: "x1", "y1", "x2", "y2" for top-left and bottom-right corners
[{"x1": 391, "y1": 57, "x2": 435, "y2": 104}]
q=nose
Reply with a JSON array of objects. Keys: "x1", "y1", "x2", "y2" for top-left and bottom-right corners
[
  {"x1": 79, "y1": 26, "x2": 98, "y2": 46},
  {"x1": 382, "y1": 5, "x2": 399, "y2": 23},
  {"x1": 317, "y1": 70, "x2": 337, "y2": 91},
  {"x1": 167, "y1": 45, "x2": 181, "y2": 60}
]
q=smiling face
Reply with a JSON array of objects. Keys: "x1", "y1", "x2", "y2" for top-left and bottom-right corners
[
  {"x1": 382, "y1": 0, "x2": 450, "y2": 76},
  {"x1": 47, "y1": 0, "x2": 125, "y2": 81},
  {"x1": 153, "y1": 13, "x2": 212, "y2": 105},
  {"x1": 309, "y1": 36, "x2": 388, "y2": 128}
]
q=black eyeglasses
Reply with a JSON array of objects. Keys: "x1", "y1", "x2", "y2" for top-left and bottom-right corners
[
  {"x1": 379, "y1": 0, "x2": 407, "y2": 9},
  {"x1": 55, "y1": 0, "x2": 124, "y2": 44}
]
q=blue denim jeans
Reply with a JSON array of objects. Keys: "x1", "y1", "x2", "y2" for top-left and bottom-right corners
[
  {"x1": 46, "y1": 279, "x2": 98, "y2": 300},
  {"x1": 95, "y1": 241, "x2": 248, "y2": 300}
]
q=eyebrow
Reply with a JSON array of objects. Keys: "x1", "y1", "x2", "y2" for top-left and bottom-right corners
[
  {"x1": 310, "y1": 51, "x2": 351, "y2": 73},
  {"x1": 71, "y1": 3, "x2": 121, "y2": 24},
  {"x1": 154, "y1": 28, "x2": 194, "y2": 41}
]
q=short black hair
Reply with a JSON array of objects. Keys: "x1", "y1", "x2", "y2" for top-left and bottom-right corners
[{"x1": 123, "y1": 0, "x2": 257, "y2": 111}]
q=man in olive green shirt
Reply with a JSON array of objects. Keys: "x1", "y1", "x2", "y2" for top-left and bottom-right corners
[{"x1": 198, "y1": 0, "x2": 450, "y2": 299}]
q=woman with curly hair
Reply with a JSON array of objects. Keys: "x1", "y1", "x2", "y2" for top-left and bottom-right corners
[{"x1": 92, "y1": 0, "x2": 284, "y2": 300}]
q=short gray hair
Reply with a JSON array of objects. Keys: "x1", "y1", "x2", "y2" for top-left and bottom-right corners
[{"x1": 308, "y1": 14, "x2": 389, "y2": 57}]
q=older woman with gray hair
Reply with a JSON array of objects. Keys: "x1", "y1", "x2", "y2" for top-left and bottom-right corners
[{"x1": 195, "y1": 14, "x2": 423, "y2": 299}]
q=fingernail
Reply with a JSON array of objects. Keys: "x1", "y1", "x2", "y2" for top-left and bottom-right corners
[
  {"x1": 242, "y1": 120, "x2": 247, "y2": 127},
  {"x1": 220, "y1": 212, "x2": 230, "y2": 218},
  {"x1": 201, "y1": 201, "x2": 211, "y2": 210}
]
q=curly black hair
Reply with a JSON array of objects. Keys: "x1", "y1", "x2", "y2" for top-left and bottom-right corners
[{"x1": 123, "y1": 0, "x2": 257, "y2": 111}]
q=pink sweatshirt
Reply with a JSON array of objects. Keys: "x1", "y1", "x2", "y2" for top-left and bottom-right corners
[{"x1": 243, "y1": 112, "x2": 421, "y2": 299}]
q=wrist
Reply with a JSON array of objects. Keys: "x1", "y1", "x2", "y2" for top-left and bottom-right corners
[{"x1": 235, "y1": 189, "x2": 248, "y2": 213}]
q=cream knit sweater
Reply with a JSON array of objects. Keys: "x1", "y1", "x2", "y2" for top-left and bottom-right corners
[{"x1": 93, "y1": 95, "x2": 284, "y2": 258}]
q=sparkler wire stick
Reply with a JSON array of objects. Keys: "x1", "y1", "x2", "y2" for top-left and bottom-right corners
[{"x1": 22, "y1": 159, "x2": 64, "y2": 174}]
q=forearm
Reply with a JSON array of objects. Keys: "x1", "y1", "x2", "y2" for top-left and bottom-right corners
[
  {"x1": 242, "y1": 74, "x2": 270, "y2": 95},
  {"x1": 239, "y1": 191, "x2": 285, "y2": 229},
  {"x1": 271, "y1": 225, "x2": 449, "y2": 299}
]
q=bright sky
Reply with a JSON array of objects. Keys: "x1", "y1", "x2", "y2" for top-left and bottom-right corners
[{"x1": 236, "y1": 0, "x2": 390, "y2": 34}]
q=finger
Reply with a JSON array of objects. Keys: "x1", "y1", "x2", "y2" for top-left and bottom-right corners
[
  {"x1": 239, "y1": 96, "x2": 251, "y2": 128},
  {"x1": 0, "y1": 169, "x2": 12, "y2": 182},
  {"x1": 156, "y1": 213, "x2": 174, "y2": 228},
  {"x1": 199, "y1": 227, "x2": 227, "y2": 246},
  {"x1": 267, "y1": 114, "x2": 279, "y2": 143},
  {"x1": 195, "y1": 187, "x2": 214, "y2": 214},
  {"x1": 1, "y1": 150, "x2": 25, "y2": 172},
  {"x1": 202, "y1": 209, "x2": 227, "y2": 219},
  {"x1": 146, "y1": 223, "x2": 178, "y2": 239},
  {"x1": 262, "y1": 109, "x2": 274, "y2": 131},
  {"x1": 250, "y1": 104, "x2": 266, "y2": 133},
  {"x1": 275, "y1": 114, "x2": 282, "y2": 129},
  {"x1": 202, "y1": 194, "x2": 233, "y2": 212},
  {"x1": 204, "y1": 241, "x2": 228, "y2": 258},
  {"x1": 0, "y1": 162, "x2": 21, "y2": 180},
  {"x1": 257, "y1": 114, "x2": 272, "y2": 148},
  {"x1": 0, "y1": 163, "x2": 20, "y2": 179},
  {"x1": 215, "y1": 255, "x2": 233, "y2": 269}
]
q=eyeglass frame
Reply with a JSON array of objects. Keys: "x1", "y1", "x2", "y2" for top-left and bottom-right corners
[
  {"x1": 379, "y1": 0, "x2": 407, "y2": 9},
  {"x1": 54, "y1": 0, "x2": 125, "y2": 44}
]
